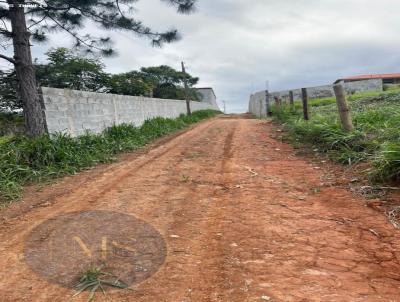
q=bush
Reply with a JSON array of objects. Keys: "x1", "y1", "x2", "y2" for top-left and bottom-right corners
[{"x1": 0, "y1": 110, "x2": 220, "y2": 201}]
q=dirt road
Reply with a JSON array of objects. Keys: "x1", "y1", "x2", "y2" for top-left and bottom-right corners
[{"x1": 0, "y1": 116, "x2": 400, "y2": 301}]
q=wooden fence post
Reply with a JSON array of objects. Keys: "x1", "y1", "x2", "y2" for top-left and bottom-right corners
[
  {"x1": 289, "y1": 91, "x2": 294, "y2": 111},
  {"x1": 333, "y1": 84, "x2": 354, "y2": 132},
  {"x1": 274, "y1": 96, "x2": 280, "y2": 111},
  {"x1": 301, "y1": 88, "x2": 309, "y2": 120}
]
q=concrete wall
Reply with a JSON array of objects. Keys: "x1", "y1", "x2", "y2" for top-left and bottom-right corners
[
  {"x1": 196, "y1": 88, "x2": 219, "y2": 108},
  {"x1": 249, "y1": 90, "x2": 268, "y2": 118},
  {"x1": 41, "y1": 87, "x2": 219, "y2": 136},
  {"x1": 248, "y1": 79, "x2": 383, "y2": 116},
  {"x1": 343, "y1": 79, "x2": 383, "y2": 94}
]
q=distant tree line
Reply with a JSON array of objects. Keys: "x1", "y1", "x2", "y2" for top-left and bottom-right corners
[{"x1": 0, "y1": 48, "x2": 200, "y2": 111}]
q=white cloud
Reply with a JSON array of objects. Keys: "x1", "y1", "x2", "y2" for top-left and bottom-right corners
[{"x1": 3, "y1": 0, "x2": 400, "y2": 112}]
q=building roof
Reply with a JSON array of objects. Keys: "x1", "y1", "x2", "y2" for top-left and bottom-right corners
[{"x1": 334, "y1": 73, "x2": 400, "y2": 83}]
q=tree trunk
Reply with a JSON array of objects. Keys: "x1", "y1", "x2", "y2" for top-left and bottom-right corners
[{"x1": 9, "y1": 1, "x2": 47, "y2": 137}]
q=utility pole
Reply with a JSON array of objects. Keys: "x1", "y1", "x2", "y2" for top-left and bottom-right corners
[{"x1": 181, "y1": 62, "x2": 191, "y2": 116}]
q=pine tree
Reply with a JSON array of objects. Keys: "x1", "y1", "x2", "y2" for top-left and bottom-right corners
[{"x1": 0, "y1": 0, "x2": 197, "y2": 136}]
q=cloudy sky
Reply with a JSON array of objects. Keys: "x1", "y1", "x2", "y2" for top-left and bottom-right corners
[{"x1": 3, "y1": 0, "x2": 400, "y2": 112}]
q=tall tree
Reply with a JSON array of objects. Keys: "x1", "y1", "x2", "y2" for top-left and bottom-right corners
[
  {"x1": 36, "y1": 48, "x2": 108, "y2": 91},
  {"x1": 107, "y1": 71, "x2": 153, "y2": 96},
  {"x1": 0, "y1": 0, "x2": 197, "y2": 136},
  {"x1": 141, "y1": 65, "x2": 199, "y2": 99},
  {"x1": 0, "y1": 48, "x2": 109, "y2": 111},
  {"x1": 141, "y1": 65, "x2": 198, "y2": 87}
]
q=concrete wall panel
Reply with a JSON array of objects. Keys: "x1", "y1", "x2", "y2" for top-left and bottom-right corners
[{"x1": 41, "y1": 87, "x2": 219, "y2": 137}]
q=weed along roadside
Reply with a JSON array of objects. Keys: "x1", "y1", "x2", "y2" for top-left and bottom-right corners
[
  {"x1": 0, "y1": 110, "x2": 221, "y2": 203},
  {"x1": 264, "y1": 89, "x2": 400, "y2": 184}
]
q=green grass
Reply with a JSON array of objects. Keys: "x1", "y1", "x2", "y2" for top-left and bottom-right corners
[
  {"x1": 74, "y1": 266, "x2": 132, "y2": 302},
  {"x1": 0, "y1": 135, "x2": 13, "y2": 145},
  {"x1": 0, "y1": 110, "x2": 220, "y2": 202},
  {"x1": 383, "y1": 84, "x2": 400, "y2": 91},
  {"x1": 271, "y1": 90, "x2": 400, "y2": 182}
]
